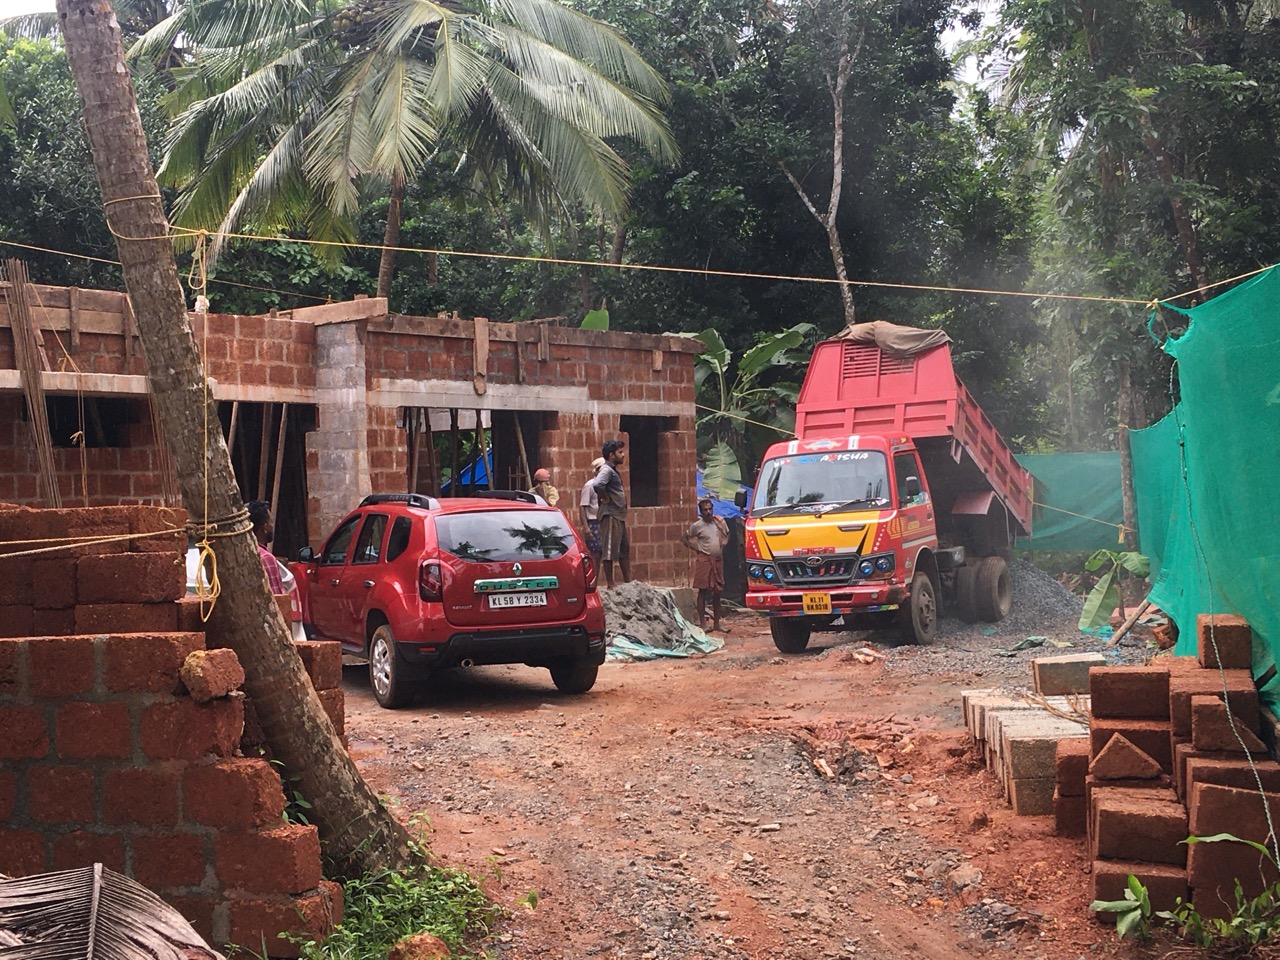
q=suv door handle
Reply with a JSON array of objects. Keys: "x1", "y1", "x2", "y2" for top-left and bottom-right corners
[
  {"x1": 363, "y1": 580, "x2": 375, "y2": 588},
  {"x1": 328, "y1": 579, "x2": 340, "y2": 586}
]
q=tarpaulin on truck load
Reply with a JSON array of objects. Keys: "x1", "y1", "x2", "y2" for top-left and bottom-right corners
[
  {"x1": 1013, "y1": 452, "x2": 1124, "y2": 552},
  {"x1": 829, "y1": 320, "x2": 951, "y2": 357},
  {"x1": 1130, "y1": 265, "x2": 1280, "y2": 705}
]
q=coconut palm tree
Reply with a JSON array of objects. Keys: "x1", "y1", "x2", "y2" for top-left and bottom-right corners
[{"x1": 134, "y1": 0, "x2": 678, "y2": 296}]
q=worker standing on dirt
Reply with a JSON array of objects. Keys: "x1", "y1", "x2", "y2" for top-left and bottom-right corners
[
  {"x1": 579, "y1": 456, "x2": 606, "y2": 570},
  {"x1": 681, "y1": 497, "x2": 730, "y2": 632},
  {"x1": 529, "y1": 467, "x2": 560, "y2": 507},
  {"x1": 590, "y1": 439, "x2": 631, "y2": 588}
]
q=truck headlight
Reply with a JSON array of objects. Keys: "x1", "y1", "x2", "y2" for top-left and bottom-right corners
[{"x1": 875, "y1": 555, "x2": 894, "y2": 573}]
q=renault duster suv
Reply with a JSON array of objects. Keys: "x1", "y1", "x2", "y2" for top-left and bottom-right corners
[{"x1": 292, "y1": 492, "x2": 607, "y2": 708}]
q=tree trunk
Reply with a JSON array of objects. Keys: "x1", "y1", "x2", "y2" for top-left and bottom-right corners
[
  {"x1": 1140, "y1": 120, "x2": 1207, "y2": 295},
  {"x1": 776, "y1": 16, "x2": 861, "y2": 327},
  {"x1": 376, "y1": 172, "x2": 406, "y2": 301},
  {"x1": 55, "y1": 0, "x2": 416, "y2": 879}
]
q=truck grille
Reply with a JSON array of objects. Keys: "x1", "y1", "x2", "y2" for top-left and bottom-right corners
[{"x1": 776, "y1": 558, "x2": 855, "y2": 586}]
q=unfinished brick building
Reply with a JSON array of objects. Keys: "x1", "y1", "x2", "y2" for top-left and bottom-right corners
[{"x1": 0, "y1": 280, "x2": 700, "y2": 583}]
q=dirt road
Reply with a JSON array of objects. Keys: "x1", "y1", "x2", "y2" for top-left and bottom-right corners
[{"x1": 346, "y1": 609, "x2": 1131, "y2": 960}]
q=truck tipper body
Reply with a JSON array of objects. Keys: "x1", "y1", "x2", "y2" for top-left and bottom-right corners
[{"x1": 740, "y1": 322, "x2": 1033, "y2": 650}]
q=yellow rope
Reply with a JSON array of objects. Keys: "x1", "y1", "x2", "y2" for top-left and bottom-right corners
[
  {"x1": 1028, "y1": 498, "x2": 1132, "y2": 541},
  {"x1": 695, "y1": 404, "x2": 798, "y2": 435},
  {"x1": 0, "y1": 528, "x2": 179, "y2": 559},
  {"x1": 6, "y1": 229, "x2": 1274, "y2": 309}
]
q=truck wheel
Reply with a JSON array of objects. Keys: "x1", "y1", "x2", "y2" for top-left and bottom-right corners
[
  {"x1": 550, "y1": 656, "x2": 599, "y2": 694},
  {"x1": 975, "y1": 556, "x2": 1013, "y2": 623},
  {"x1": 770, "y1": 618, "x2": 811, "y2": 653},
  {"x1": 953, "y1": 565, "x2": 980, "y2": 623},
  {"x1": 369, "y1": 624, "x2": 417, "y2": 709},
  {"x1": 899, "y1": 572, "x2": 938, "y2": 645}
]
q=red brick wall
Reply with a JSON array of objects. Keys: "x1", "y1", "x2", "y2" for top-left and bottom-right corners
[
  {"x1": 4, "y1": 290, "x2": 701, "y2": 584},
  {"x1": 0, "y1": 505, "x2": 340, "y2": 956}
]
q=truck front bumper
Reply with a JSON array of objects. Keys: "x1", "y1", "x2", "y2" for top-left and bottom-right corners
[{"x1": 745, "y1": 583, "x2": 908, "y2": 617}]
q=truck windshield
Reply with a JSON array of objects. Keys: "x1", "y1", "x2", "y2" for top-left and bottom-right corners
[{"x1": 750, "y1": 451, "x2": 891, "y2": 517}]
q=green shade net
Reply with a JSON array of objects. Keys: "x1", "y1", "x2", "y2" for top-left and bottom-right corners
[
  {"x1": 1131, "y1": 265, "x2": 1280, "y2": 702},
  {"x1": 1014, "y1": 452, "x2": 1124, "y2": 552}
]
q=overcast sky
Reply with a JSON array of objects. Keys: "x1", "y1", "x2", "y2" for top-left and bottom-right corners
[{"x1": 0, "y1": 0, "x2": 54, "y2": 15}]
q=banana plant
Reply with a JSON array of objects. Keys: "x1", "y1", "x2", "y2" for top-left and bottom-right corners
[
  {"x1": 678, "y1": 322, "x2": 814, "y2": 498},
  {"x1": 1078, "y1": 548, "x2": 1150, "y2": 631}
]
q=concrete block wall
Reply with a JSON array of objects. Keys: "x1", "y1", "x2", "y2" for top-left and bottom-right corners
[{"x1": 0, "y1": 504, "x2": 342, "y2": 956}]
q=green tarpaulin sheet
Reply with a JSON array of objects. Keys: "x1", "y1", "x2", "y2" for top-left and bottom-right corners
[
  {"x1": 1015, "y1": 452, "x2": 1124, "y2": 552},
  {"x1": 1131, "y1": 265, "x2": 1280, "y2": 703}
]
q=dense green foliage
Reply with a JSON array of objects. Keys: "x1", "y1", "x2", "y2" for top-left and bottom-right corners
[
  {"x1": 290, "y1": 855, "x2": 497, "y2": 960},
  {"x1": 6, "y1": 0, "x2": 1280, "y2": 455}
]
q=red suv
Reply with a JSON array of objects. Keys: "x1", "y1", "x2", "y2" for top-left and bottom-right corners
[{"x1": 292, "y1": 492, "x2": 607, "y2": 708}]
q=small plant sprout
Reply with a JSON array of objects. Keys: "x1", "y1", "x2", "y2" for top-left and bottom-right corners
[{"x1": 1089, "y1": 873, "x2": 1155, "y2": 940}]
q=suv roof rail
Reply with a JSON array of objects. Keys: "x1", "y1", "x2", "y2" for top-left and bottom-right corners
[
  {"x1": 473, "y1": 490, "x2": 545, "y2": 505},
  {"x1": 359, "y1": 492, "x2": 440, "y2": 510}
]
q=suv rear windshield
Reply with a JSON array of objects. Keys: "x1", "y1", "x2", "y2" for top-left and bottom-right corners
[{"x1": 435, "y1": 510, "x2": 575, "y2": 562}]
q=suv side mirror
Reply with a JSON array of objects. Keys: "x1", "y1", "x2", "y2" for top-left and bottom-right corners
[
  {"x1": 734, "y1": 489, "x2": 748, "y2": 510},
  {"x1": 297, "y1": 546, "x2": 315, "y2": 563},
  {"x1": 904, "y1": 476, "x2": 921, "y2": 500}
]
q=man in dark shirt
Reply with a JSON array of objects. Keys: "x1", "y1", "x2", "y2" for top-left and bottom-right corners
[{"x1": 590, "y1": 439, "x2": 631, "y2": 588}]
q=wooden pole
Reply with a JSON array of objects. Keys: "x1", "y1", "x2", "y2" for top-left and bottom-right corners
[
  {"x1": 449, "y1": 408, "x2": 460, "y2": 498},
  {"x1": 1108, "y1": 598, "x2": 1152, "y2": 647},
  {"x1": 1117, "y1": 359, "x2": 1138, "y2": 551},
  {"x1": 227, "y1": 400, "x2": 240, "y2": 453},
  {"x1": 270, "y1": 402, "x2": 289, "y2": 516},
  {"x1": 514, "y1": 414, "x2": 532, "y2": 491},
  {"x1": 424, "y1": 411, "x2": 438, "y2": 496},
  {"x1": 257, "y1": 403, "x2": 273, "y2": 501}
]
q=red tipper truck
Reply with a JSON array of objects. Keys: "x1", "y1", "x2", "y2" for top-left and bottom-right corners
[{"x1": 737, "y1": 321, "x2": 1033, "y2": 650}]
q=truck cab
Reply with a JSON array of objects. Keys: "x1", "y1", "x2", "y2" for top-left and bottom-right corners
[
  {"x1": 742, "y1": 433, "x2": 942, "y2": 649},
  {"x1": 741, "y1": 322, "x2": 1032, "y2": 652}
]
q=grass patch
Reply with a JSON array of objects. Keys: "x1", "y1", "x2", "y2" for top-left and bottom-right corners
[{"x1": 293, "y1": 858, "x2": 498, "y2": 960}]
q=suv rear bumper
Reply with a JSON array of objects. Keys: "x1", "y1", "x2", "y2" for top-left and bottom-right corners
[{"x1": 401, "y1": 625, "x2": 607, "y2": 669}]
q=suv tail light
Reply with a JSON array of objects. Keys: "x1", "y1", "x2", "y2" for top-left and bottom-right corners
[
  {"x1": 419, "y1": 560, "x2": 442, "y2": 602},
  {"x1": 583, "y1": 552, "x2": 598, "y2": 593}
]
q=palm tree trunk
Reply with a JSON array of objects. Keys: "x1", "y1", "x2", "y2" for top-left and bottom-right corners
[
  {"x1": 376, "y1": 172, "x2": 406, "y2": 301},
  {"x1": 55, "y1": 0, "x2": 416, "y2": 880}
]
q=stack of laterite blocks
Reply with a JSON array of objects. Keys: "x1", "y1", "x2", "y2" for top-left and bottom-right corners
[
  {"x1": 0, "y1": 504, "x2": 344, "y2": 956},
  {"x1": 1056, "y1": 613, "x2": 1278, "y2": 922}
]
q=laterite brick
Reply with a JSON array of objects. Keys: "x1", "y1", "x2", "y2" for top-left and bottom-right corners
[
  {"x1": 55, "y1": 701, "x2": 131, "y2": 759},
  {"x1": 227, "y1": 886, "x2": 341, "y2": 959},
  {"x1": 102, "y1": 766, "x2": 181, "y2": 826},
  {"x1": 183, "y1": 758, "x2": 286, "y2": 829},
  {"x1": 1089, "y1": 665, "x2": 1170, "y2": 720},
  {"x1": 0, "y1": 637, "x2": 26, "y2": 697},
  {"x1": 32, "y1": 558, "x2": 76, "y2": 610},
  {"x1": 0, "y1": 604, "x2": 34, "y2": 638},
  {"x1": 140, "y1": 698, "x2": 243, "y2": 761},
  {"x1": 27, "y1": 635, "x2": 97, "y2": 698},
  {"x1": 215, "y1": 824, "x2": 322, "y2": 894},
  {"x1": 75, "y1": 602, "x2": 179, "y2": 635},
  {"x1": 78, "y1": 552, "x2": 186, "y2": 604},
  {"x1": 1093, "y1": 861, "x2": 1187, "y2": 916},
  {"x1": 293, "y1": 640, "x2": 343, "y2": 692},
  {"x1": 1197, "y1": 613, "x2": 1253, "y2": 670},
  {"x1": 0, "y1": 705, "x2": 49, "y2": 759},
  {"x1": 104, "y1": 632, "x2": 204, "y2": 693},
  {"x1": 0, "y1": 829, "x2": 46, "y2": 876},
  {"x1": 1169, "y1": 668, "x2": 1257, "y2": 737},
  {"x1": 51, "y1": 830, "x2": 126, "y2": 872},
  {"x1": 131, "y1": 832, "x2": 210, "y2": 890},
  {"x1": 27, "y1": 765, "x2": 95, "y2": 823}
]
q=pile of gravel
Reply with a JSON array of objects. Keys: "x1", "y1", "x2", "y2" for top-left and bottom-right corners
[
  {"x1": 865, "y1": 558, "x2": 1151, "y2": 686},
  {"x1": 601, "y1": 581, "x2": 687, "y2": 649},
  {"x1": 941, "y1": 557, "x2": 1084, "y2": 639}
]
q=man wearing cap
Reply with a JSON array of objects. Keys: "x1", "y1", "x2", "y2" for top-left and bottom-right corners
[
  {"x1": 529, "y1": 467, "x2": 560, "y2": 507},
  {"x1": 578, "y1": 457, "x2": 605, "y2": 569},
  {"x1": 681, "y1": 497, "x2": 731, "y2": 632}
]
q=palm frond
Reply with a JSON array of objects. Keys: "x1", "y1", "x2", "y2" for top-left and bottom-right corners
[
  {"x1": 0, "y1": 12, "x2": 60, "y2": 41},
  {"x1": 0, "y1": 864, "x2": 223, "y2": 960}
]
